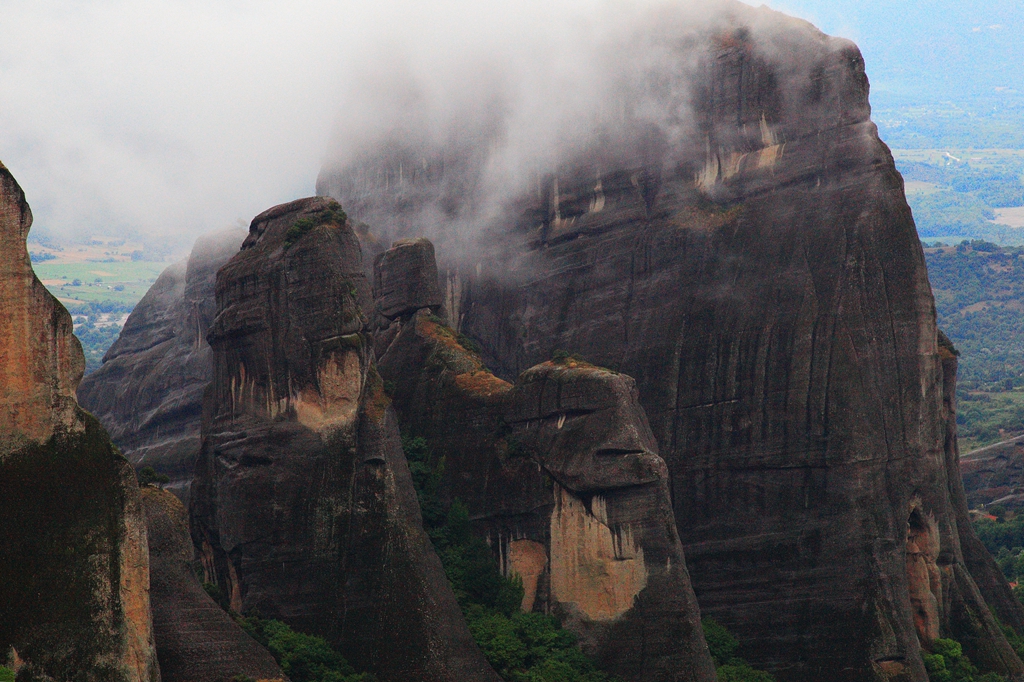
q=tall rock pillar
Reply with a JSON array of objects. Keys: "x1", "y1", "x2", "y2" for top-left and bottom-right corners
[{"x1": 0, "y1": 161, "x2": 160, "y2": 681}]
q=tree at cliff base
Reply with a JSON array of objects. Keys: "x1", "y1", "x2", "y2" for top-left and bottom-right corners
[{"x1": 403, "y1": 434, "x2": 616, "y2": 682}]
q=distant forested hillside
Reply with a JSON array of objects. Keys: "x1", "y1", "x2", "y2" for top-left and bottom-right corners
[{"x1": 925, "y1": 241, "x2": 1024, "y2": 448}]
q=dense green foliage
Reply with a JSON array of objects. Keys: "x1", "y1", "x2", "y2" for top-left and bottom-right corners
[
  {"x1": 971, "y1": 515, "x2": 1024, "y2": 624},
  {"x1": 923, "y1": 638, "x2": 1005, "y2": 682},
  {"x1": 701, "y1": 619, "x2": 775, "y2": 682},
  {"x1": 974, "y1": 514, "x2": 1024, "y2": 592},
  {"x1": 923, "y1": 241, "x2": 1024, "y2": 447},
  {"x1": 899, "y1": 156, "x2": 1024, "y2": 244},
  {"x1": 402, "y1": 435, "x2": 614, "y2": 682},
  {"x1": 237, "y1": 615, "x2": 375, "y2": 682},
  {"x1": 0, "y1": 667, "x2": 14, "y2": 682},
  {"x1": 137, "y1": 466, "x2": 169, "y2": 488}
]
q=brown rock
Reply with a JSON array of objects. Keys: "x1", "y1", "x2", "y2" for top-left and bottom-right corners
[
  {"x1": 0, "y1": 161, "x2": 160, "y2": 680},
  {"x1": 190, "y1": 197, "x2": 499, "y2": 681}
]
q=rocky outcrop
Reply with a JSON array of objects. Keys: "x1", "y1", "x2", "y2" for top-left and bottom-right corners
[
  {"x1": 961, "y1": 437, "x2": 1024, "y2": 510},
  {"x1": 320, "y1": 3, "x2": 1024, "y2": 680},
  {"x1": 79, "y1": 228, "x2": 245, "y2": 504},
  {"x1": 374, "y1": 237, "x2": 442, "y2": 321},
  {"x1": 0, "y1": 161, "x2": 160, "y2": 680},
  {"x1": 375, "y1": 240, "x2": 716, "y2": 682},
  {"x1": 142, "y1": 486, "x2": 285, "y2": 682},
  {"x1": 189, "y1": 197, "x2": 499, "y2": 681}
]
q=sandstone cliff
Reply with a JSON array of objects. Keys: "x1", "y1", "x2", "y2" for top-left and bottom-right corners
[
  {"x1": 0, "y1": 161, "x2": 160, "y2": 680},
  {"x1": 79, "y1": 228, "x2": 245, "y2": 504},
  {"x1": 375, "y1": 239, "x2": 717, "y2": 682},
  {"x1": 318, "y1": 3, "x2": 1024, "y2": 680},
  {"x1": 141, "y1": 486, "x2": 286, "y2": 682},
  {"x1": 189, "y1": 197, "x2": 499, "y2": 681}
]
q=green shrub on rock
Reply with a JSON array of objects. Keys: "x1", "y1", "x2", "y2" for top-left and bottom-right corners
[
  {"x1": 237, "y1": 614, "x2": 375, "y2": 682},
  {"x1": 701, "y1": 618, "x2": 775, "y2": 682},
  {"x1": 924, "y1": 637, "x2": 1005, "y2": 682},
  {"x1": 401, "y1": 434, "x2": 614, "y2": 682}
]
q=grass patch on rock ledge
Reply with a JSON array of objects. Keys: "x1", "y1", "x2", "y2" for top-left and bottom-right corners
[
  {"x1": 403, "y1": 434, "x2": 616, "y2": 682},
  {"x1": 284, "y1": 202, "x2": 348, "y2": 249}
]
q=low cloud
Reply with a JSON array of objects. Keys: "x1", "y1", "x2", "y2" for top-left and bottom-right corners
[{"x1": 0, "y1": 0, "x2": 814, "y2": 251}]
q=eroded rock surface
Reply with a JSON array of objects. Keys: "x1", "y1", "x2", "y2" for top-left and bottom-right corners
[
  {"x1": 0, "y1": 161, "x2": 160, "y2": 680},
  {"x1": 142, "y1": 486, "x2": 286, "y2": 682},
  {"x1": 322, "y1": 4, "x2": 1024, "y2": 680},
  {"x1": 375, "y1": 240, "x2": 716, "y2": 682},
  {"x1": 190, "y1": 197, "x2": 499, "y2": 682},
  {"x1": 79, "y1": 228, "x2": 244, "y2": 504}
]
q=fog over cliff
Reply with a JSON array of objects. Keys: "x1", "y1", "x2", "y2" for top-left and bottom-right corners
[
  {"x1": 0, "y1": 0, "x2": 786, "y2": 248},
  {"x1": 3, "y1": 0, "x2": 1002, "y2": 248}
]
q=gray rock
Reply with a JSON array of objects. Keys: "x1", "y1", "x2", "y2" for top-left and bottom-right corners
[
  {"x1": 321, "y1": 5, "x2": 1024, "y2": 679},
  {"x1": 142, "y1": 486, "x2": 286, "y2": 682},
  {"x1": 374, "y1": 237, "x2": 442, "y2": 320},
  {"x1": 191, "y1": 197, "x2": 500, "y2": 682},
  {"x1": 78, "y1": 227, "x2": 245, "y2": 504}
]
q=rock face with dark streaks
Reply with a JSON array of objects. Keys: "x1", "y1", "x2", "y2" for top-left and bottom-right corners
[
  {"x1": 189, "y1": 197, "x2": 499, "y2": 682},
  {"x1": 78, "y1": 228, "x2": 245, "y2": 504},
  {"x1": 375, "y1": 241, "x2": 717, "y2": 682},
  {"x1": 142, "y1": 486, "x2": 286, "y2": 682},
  {"x1": 0, "y1": 161, "x2": 160, "y2": 680},
  {"x1": 320, "y1": 3, "x2": 1024, "y2": 680}
]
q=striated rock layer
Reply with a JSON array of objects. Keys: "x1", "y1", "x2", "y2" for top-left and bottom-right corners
[
  {"x1": 79, "y1": 228, "x2": 246, "y2": 504},
  {"x1": 0, "y1": 161, "x2": 160, "y2": 680},
  {"x1": 375, "y1": 240, "x2": 717, "y2": 682},
  {"x1": 190, "y1": 197, "x2": 499, "y2": 681},
  {"x1": 142, "y1": 486, "x2": 286, "y2": 682},
  {"x1": 319, "y1": 4, "x2": 1024, "y2": 680}
]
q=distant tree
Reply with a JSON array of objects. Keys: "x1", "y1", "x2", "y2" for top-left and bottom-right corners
[{"x1": 138, "y1": 466, "x2": 170, "y2": 488}]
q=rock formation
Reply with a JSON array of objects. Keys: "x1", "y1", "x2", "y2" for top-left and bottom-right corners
[
  {"x1": 79, "y1": 228, "x2": 245, "y2": 504},
  {"x1": 961, "y1": 437, "x2": 1024, "y2": 510},
  {"x1": 141, "y1": 486, "x2": 286, "y2": 682},
  {"x1": 375, "y1": 239, "x2": 717, "y2": 681},
  {"x1": 319, "y1": 3, "x2": 1024, "y2": 679},
  {"x1": 189, "y1": 197, "x2": 499, "y2": 681},
  {"x1": 0, "y1": 161, "x2": 160, "y2": 680}
]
